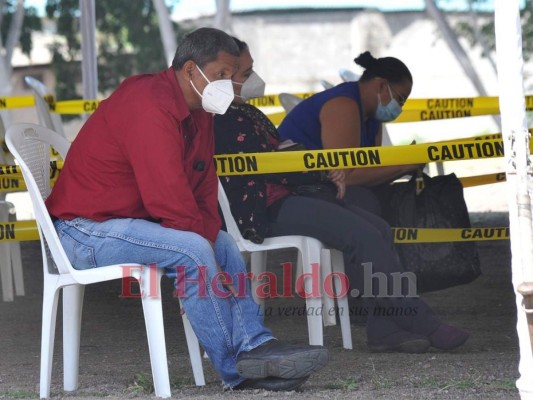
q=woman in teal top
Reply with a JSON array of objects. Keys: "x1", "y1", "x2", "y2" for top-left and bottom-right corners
[{"x1": 278, "y1": 51, "x2": 423, "y2": 215}]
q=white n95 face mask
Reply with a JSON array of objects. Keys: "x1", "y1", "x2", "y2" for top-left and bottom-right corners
[
  {"x1": 190, "y1": 65, "x2": 234, "y2": 114},
  {"x1": 233, "y1": 71, "x2": 266, "y2": 101}
]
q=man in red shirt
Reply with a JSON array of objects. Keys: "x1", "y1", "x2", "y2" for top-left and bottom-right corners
[{"x1": 46, "y1": 27, "x2": 328, "y2": 392}]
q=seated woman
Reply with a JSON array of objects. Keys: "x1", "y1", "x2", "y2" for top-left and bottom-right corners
[
  {"x1": 214, "y1": 37, "x2": 469, "y2": 353},
  {"x1": 277, "y1": 51, "x2": 423, "y2": 216}
]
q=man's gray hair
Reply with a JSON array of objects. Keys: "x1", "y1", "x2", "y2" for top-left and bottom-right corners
[{"x1": 172, "y1": 27, "x2": 240, "y2": 70}]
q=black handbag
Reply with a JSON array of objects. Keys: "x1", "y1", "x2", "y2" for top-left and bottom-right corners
[{"x1": 382, "y1": 172, "x2": 481, "y2": 293}]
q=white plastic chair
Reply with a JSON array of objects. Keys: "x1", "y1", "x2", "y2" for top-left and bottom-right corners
[
  {"x1": 218, "y1": 180, "x2": 352, "y2": 349},
  {"x1": 320, "y1": 80, "x2": 334, "y2": 89},
  {"x1": 5, "y1": 123, "x2": 204, "y2": 398},
  {"x1": 339, "y1": 68, "x2": 361, "y2": 82},
  {"x1": 0, "y1": 116, "x2": 24, "y2": 302},
  {"x1": 24, "y1": 76, "x2": 67, "y2": 138},
  {"x1": 278, "y1": 93, "x2": 303, "y2": 113}
]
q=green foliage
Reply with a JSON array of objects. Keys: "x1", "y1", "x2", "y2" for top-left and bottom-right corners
[
  {"x1": 451, "y1": 0, "x2": 533, "y2": 61},
  {"x1": 0, "y1": 1, "x2": 42, "y2": 56},
  {"x1": 126, "y1": 373, "x2": 154, "y2": 395},
  {"x1": 45, "y1": 0, "x2": 189, "y2": 102}
]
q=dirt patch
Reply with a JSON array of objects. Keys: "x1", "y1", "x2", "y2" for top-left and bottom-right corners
[{"x1": 0, "y1": 212, "x2": 521, "y2": 399}]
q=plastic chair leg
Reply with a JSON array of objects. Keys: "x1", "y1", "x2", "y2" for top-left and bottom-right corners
[
  {"x1": 0, "y1": 202, "x2": 13, "y2": 301},
  {"x1": 40, "y1": 278, "x2": 61, "y2": 399},
  {"x1": 0, "y1": 242, "x2": 13, "y2": 301},
  {"x1": 8, "y1": 207, "x2": 24, "y2": 297},
  {"x1": 63, "y1": 284, "x2": 85, "y2": 391},
  {"x1": 320, "y1": 249, "x2": 336, "y2": 327},
  {"x1": 10, "y1": 242, "x2": 24, "y2": 296},
  {"x1": 301, "y1": 242, "x2": 323, "y2": 346},
  {"x1": 140, "y1": 267, "x2": 171, "y2": 398},
  {"x1": 331, "y1": 249, "x2": 353, "y2": 350},
  {"x1": 295, "y1": 251, "x2": 304, "y2": 296},
  {"x1": 250, "y1": 251, "x2": 267, "y2": 310},
  {"x1": 179, "y1": 300, "x2": 205, "y2": 386}
]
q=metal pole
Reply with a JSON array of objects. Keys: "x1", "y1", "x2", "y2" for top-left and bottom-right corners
[
  {"x1": 495, "y1": 0, "x2": 533, "y2": 398},
  {"x1": 80, "y1": 0, "x2": 98, "y2": 120}
]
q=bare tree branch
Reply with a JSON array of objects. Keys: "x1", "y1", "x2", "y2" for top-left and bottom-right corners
[{"x1": 468, "y1": 0, "x2": 497, "y2": 73}]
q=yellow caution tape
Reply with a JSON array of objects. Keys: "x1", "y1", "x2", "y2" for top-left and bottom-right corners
[
  {"x1": 214, "y1": 139, "x2": 505, "y2": 175},
  {"x1": 55, "y1": 99, "x2": 100, "y2": 114},
  {"x1": 1, "y1": 93, "x2": 533, "y2": 118},
  {"x1": 0, "y1": 220, "x2": 509, "y2": 243},
  {"x1": 265, "y1": 95, "x2": 533, "y2": 124},
  {"x1": 0, "y1": 221, "x2": 39, "y2": 241},
  {"x1": 0, "y1": 95, "x2": 35, "y2": 110},
  {"x1": 394, "y1": 107, "x2": 498, "y2": 123},
  {"x1": 0, "y1": 139, "x2": 506, "y2": 177},
  {"x1": 266, "y1": 111, "x2": 285, "y2": 126},
  {"x1": 459, "y1": 172, "x2": 507, "y2": 188},
  {"x1": 247, "y1": 92, "x2": 315, "y2": 108},
  {"x1": 0, "y1": 161, "x2": 63, "y2": 179},
  {"x1": 0, "y1": 175, "x2": 60, "y2": 193},
  {"x1": 392, "y1": 227, "x2": 510, "y2": 243}
]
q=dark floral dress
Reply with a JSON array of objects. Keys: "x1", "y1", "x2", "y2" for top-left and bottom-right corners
[{"x1": 214, "y1": 104, "x2": 324, "y2": 243}]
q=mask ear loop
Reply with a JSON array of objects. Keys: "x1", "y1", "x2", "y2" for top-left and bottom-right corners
[
  {"x1": 190, "y1": 65, "x2": 207, "y2": 98},
  {"x1": 386, "y1": 83, "x2": 394, "y2": 104},
  {"x1": 195, "y1": 64, "x2": 211, "y2": 83}
]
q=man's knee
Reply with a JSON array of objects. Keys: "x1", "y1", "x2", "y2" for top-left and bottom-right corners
[{"x1": 215, "y1": 230, "x2": 240, "y2": 253}]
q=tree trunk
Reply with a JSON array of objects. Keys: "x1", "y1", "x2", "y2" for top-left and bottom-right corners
[
  {"x1": 5, "y1": 0, "x2": 25, "y2": 72},
  {"x1": 152, "y1": 0, "x2": 177, "y2": 67},
  {"x1": 425, "y1": 0, "x2": 488, "y2": 96},
  {"x1": 0, "y1": 0, "x2": 25, "y2": 125},
  {"x1": 214, "y1": 0, "x2": 232, "y2": 33}
]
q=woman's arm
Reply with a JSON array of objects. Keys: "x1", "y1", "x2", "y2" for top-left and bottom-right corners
[{"x1": 319, "y1": 98, "x2": 421, "y2": 186}]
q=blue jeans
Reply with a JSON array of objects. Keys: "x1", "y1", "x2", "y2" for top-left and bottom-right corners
[{"x1": 53, "y1": 217, "x2": 274, "y2": 388}]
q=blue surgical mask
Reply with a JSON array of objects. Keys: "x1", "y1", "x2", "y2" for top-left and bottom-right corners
[{"x1": 375, "y1": 84, "x2": 402, "y2": 122}]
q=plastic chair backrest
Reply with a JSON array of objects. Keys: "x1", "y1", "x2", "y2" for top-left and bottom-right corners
[
  {"x1": 278, "y1": 93, "x2": 303, "y2": 113},
  {"x1": 6, "y1": 123, "x2": 72, "y2": 275},
  {"x1": 24, "y1": 76, "x2": 67, "y2": 138},
  {"x1": 320, "y1": 80, "x2": 334, "y2": 89},
  {"x1": 0, "y1": 116, "x2": 15, "y2": 165},
  {"x1": 339, "y1": 68, "x2": 361, "y2": 82}
]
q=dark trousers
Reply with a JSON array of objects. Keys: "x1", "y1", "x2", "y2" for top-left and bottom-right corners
[
  {"x1": 342, "y1": 184, "x2": 393, "y2": 217},
  {"x1": 267, "y1": 195, "x2": 441, "y2": 339}
]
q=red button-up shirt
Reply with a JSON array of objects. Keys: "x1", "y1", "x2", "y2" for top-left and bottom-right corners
[{"x1": 46, "y1": 67, "x2": 221, "y2": 242}]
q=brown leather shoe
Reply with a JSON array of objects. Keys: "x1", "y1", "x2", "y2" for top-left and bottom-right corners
[
  {"x1": 233, "y1": 376, "x2": 309, "y2": 391},
  {"x1": 236, "y1": 340, "x2": 329, "y2": 379}
]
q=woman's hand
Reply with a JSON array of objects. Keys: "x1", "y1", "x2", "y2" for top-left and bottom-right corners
[
  {"x1": 405, "y1": 140, "x2": 426, "y2": 174},
  {"x1": 328, "y1": 169, "x2": 346, "y2": 199}
]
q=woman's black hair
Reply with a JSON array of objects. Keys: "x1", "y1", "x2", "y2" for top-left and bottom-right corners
[
  {"x1": 354, "y1": 51, "x2": 412, "y2": 84},
  {"x1": 231, "y1": 36, "x2": 248, "y2": 52}
]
